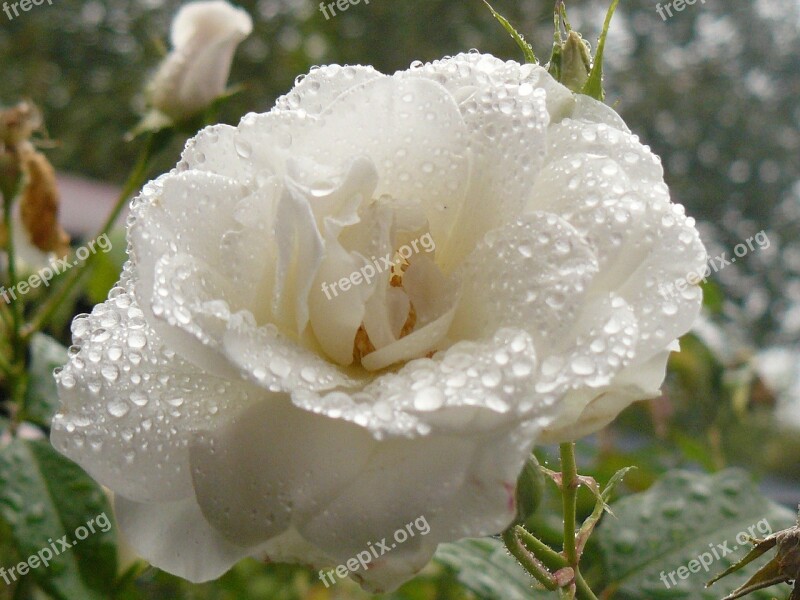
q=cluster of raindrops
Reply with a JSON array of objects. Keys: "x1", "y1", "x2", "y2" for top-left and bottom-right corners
[
  {"x1": 457, "y1": 213, "x2": 598, "y2": 347},
  {"x1": 51, "y1": 282, "x2": 245, "y2": 499},
  {"x1": 293, "y1": 329, "x2": 549, "y2": 441},
  {"x1": 276, "y1": 64, "x2": 380, "y2": 116},
  {"x1": 532, "y1": 115, "x2": 706, "y2": 357},
  {"x1": 534, "y1": 294, "x2": 639, "y2": 396},
  {"x1": 224, "y1": 313, "x2": 357, "y2": 395}
]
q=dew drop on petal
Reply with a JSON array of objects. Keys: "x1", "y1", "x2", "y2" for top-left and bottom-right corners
[
  {"x1": 234, "y1": 137, "x2": 252, "y2": 158},
  {"x1": 130, "y1": 392, "x2": 148, "y2": 407},
  {"x1": 414, "y1": 387, "x2": 445, "y2": 411},
  {"x1": 107, "y1": 400, "x2": 130, "y2": 418},
  {"x1": 128, "y1": 331, "x2": 147, "y2": 349},
  {"x1": 570, "y1": 357, "x2": 596, "y2": 376}
]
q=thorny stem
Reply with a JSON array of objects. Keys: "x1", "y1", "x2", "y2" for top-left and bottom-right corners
[
  {"x1": 503, "y1": 527, "x2": 559, "y2": 591},
  {"x1": 561, "y1": 442, "x2": 579, "y2": 566}
]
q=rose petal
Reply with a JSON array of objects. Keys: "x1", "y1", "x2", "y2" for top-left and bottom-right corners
[
  {"x1": 115, "y1": 494, "x2": 253, "y2": 582},
  {"x1": 51, "y1": 279, "x2": 256, "y2": 503}
]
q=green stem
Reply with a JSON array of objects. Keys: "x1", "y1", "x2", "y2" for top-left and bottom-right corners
[
  {"x1": 560, "y1": 442, "x2": 601, "y2": 600},
  {"x1": 1, "y1": 175, "x2": 28, "y2": 415},
  {"x1": 0, "y1": 296, "x2": 13, "y2": 330},
  {"x1": 22, "y1": 134, "x2": 158, "y2": 338},
  {"x1": 502, "y1": 527, "x2": 558, "y2": 591},
  {"x1": 517, "y1": 525, "x2": 568, "y2": 572},
  {"x1": 3, "y1": 189, "x2": 24, "y2": 363},
  {"x1": 575, "y1": 571, "x2": 599, "y2": 600},
  {"x1": 0, "y1": 344, "x2": 14, "y2": 372},
  {"x1": 561, "y1": 442, "x2": 579, "y2": 566}
]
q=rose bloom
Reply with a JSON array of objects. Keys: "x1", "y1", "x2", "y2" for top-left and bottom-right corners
[{"x1": 52, "y1": 53, "x2": 706, "y2": 591}]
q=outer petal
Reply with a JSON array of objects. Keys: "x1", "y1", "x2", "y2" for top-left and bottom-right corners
[
  {"x1": 115, "y1": 495, "x2": 254, "y2": 582},
  {"x1": 532, "y1": 99, "x2": 706, "y2": 358},
  {"x1": 116, "y1": 493, "x2": 347, "y2": 584},
  {"x1": 290, "y1": 328, "x2": 547, "y2": 438},
  {"x1": 525, "y1": 95, "x2": 706, "y2": 440},
  {"x1": 275, "y1": 64, "x2": 383, "y2": 115},
  {"x1": 188, "y1": 395, "x2": 376, "y2": 546},
  {"x1": 452, "y1": 212, "x2": 599, "y2": 348},
  {"x1": 128, "y1": 170, "x2": 273, "y2": 379},
  {"x1": 51, "y1": 275, "x2": 258, "y2": 503},
  {"x1": 188, "y1": 380, "x2": 542, "y2": 593}
]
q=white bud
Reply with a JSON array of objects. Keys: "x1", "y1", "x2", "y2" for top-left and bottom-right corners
[{"x1": 148, "y1": 0, "x2": 253, "y2": 120}]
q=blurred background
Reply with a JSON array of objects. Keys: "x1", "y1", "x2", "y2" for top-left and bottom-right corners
[{"x1": 1, "y1": 0, "x2": 800, "y2": 598}]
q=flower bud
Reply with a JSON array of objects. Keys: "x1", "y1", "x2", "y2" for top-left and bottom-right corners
[
  {"x1": 548, "y1": 31, "x2": 592, "y2": 94},
  {"x1": 515, "y1": 454, "x2": 545, "y2": 524},
  {"x1": 147, "y1": 0, "x2": 253, "y2": 121}
]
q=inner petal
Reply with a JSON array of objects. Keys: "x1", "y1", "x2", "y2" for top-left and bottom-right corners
[{"x1": 300, "y1": 184, "x2": 457, "y2": 370}]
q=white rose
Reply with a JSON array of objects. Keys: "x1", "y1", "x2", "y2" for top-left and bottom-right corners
[
  {"x1": 52, "y1": 53, "x2": 707, "y2": 592},
  {"x1": 147, "y1": 0, "x2": 252, "y2": 120}
]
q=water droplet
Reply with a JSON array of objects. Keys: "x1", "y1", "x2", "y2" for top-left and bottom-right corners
[
  {"x1": 270, "y1": 358, "x2": 291, "y2": 378},
  {"x1": 234, "y1": 137, "x2": 252, "y2": 158},
  {"x1": 481, "y1": 370, "x2": 502, "y2": 388},
  {"x1": 128, "y1": 331, "x2": 147, "y2": 349},
  {"x1": 571, "y1": 357, "x2": 595, "y2": 376},
  {"x1": 101, "y1": 364, "x2": 119, "y2": 382},
  {"x1": 414, "y1": 387, "x2": 444, "y2": 411},
  {"x1": 107, "y1": 400, "x2": 130, "y2": 418},
  {"x1": 130, "y1": 392, "x2": 148, "y2": 407}
]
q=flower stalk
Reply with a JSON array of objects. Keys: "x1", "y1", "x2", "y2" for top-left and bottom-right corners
[
  {"x1": 22, "y1": 131, "x2": 164, "y2": 339},
  {"x1": 1, "y1": 168, "x2": 26, "y2": 406},
  {"x1": 561, "y1": 442, "x2": 580, "y2": 567},
  {"x1": 503, "y1": 443, "x2": 608, "y2": 600}
]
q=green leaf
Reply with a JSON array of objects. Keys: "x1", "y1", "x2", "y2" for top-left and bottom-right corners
[
  {"x1": 483, "y1": 1, "x2": 536, "y2": 64},
  {"x1": 603, "y1": 466, "x2": 637, "y2": 503},
  {"x1": 23, "y1": 334, "x2": 67, "y2": 427},
  {"x1": 0, "y1": 439, "x2": 117, "y2": 600},
  {"x1": 595, "y1": 469, "x2": 796, "y2": 599},
  {"x1": 434, "y1": 537, "x2": 538, "y2": 600},
  {"x1": 581, "y1": 0, "x2": 620, "y2": 101}
]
